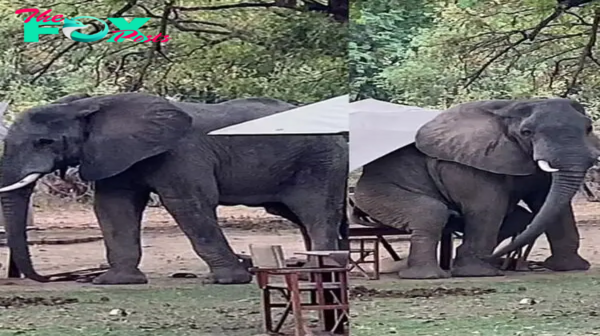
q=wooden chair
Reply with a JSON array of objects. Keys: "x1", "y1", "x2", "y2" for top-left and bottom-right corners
[
  {"x1": 348, "y1": 237, "x2": 380, "y2": 280},
  {"x1": 249, "y1": 245, "x2": 349, "y2": 336}
]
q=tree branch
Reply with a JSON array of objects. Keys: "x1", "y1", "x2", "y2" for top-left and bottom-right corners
[
  {"x1": 129, "y1": 1, "x2": 172, "y2": 92},
  {"x1": 462, "y1": 6, "x2": 566, "y2": 88},
  {"x1": 563, "y1": 8, "x2": 600, "y2": 96},
  {"x1": 30, "y1": 42, "x2": 79, "y2": 84},
  {"x1": 173, "y1": 2, "x2": 278, "y2": 11}
]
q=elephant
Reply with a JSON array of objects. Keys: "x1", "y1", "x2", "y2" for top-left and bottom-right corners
[
  {"x1": 447, "y1": 204, "x2": 533, "y2": 247},
  {"x1": 353, "y1": 98, "x2": 598, "y2": 279},
  {"x1": 0, "y1": 103, "x2": 33, "y2": 229},
  {"x1": 0, "y1": 92, "x2": 348, "y2": 285}
]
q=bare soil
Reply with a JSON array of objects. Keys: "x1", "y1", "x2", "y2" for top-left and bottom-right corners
[
  {"x1": 3, "y1": 197, "x2": 600, "y2": 287},
  {"x1": 0, "y1": 203, "x2": 307, "y2": 286}
]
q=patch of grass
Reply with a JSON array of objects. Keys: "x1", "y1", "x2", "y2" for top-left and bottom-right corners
[
  {"x1": 0, "y1": 284, "x2": 263, "y2": 336},
  {"x1": 351, "y1": 273, "x2": 600, "y2": 336}
]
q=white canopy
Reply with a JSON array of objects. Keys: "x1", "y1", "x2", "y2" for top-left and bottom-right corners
[
  {"x1": 208, "y1": 95, "x2": 350, "y2": 135},
  {"x1": 349, "y1": 99, "x2": 441, "y2": 172},
  {"x1": 207, "y1": 95, "x2": 442, "y2": 172}
]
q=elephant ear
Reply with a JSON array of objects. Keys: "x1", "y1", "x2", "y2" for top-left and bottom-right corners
[
  {"x1": 69, "y1": 93, "x2": 193, "y2": 181},
  {"x1": 415, "y1": 101, "x2": 536, "y2": 176}
]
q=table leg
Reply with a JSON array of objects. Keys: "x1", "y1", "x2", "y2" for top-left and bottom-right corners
[{"x1": 378, "y1": 236, "x2": 401, "y2": 261}]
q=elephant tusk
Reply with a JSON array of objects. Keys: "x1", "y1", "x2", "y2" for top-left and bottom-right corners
[
  {"x1": 0, "y1": 173, "x2": 42, "y2": 192},
  {"x1": 537, "y1": 160, "x2": 559, "y2": 173}
]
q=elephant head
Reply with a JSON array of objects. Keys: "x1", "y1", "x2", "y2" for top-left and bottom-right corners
[
  {"x1": 0, "y1": 92, "x2": 192, "y2": 281},
  {"x1": 415, "y1": 98, "x2": 599, "y2": 258}
]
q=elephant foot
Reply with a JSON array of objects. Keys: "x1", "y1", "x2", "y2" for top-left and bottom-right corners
[
  {"x1": 208, "y1": 267, "x2": 252, "y2": 284},
  {"x1": 543, "y1": 254, "x2": 590, "y2": 271},
  {"x1": 452, "y1": 257, "x2": 503, "y2": 277},
  {"x1": 397, "y1": 265, "x2": 450, "y2": 279},
  {"x1": 92, "y1": 268, "x2": 148, "y2": 285}
]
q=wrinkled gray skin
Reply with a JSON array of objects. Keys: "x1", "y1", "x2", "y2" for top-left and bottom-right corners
[
  {"x1": 354, "y1": 98, "x2": 598, "y2": 279},
  {"x1": 448, "y1": 205, "x2": 533, "y2": 246},
  {"x1": 0, "y1": 92, "x2": 348, "y2": 284},
  {"x1": 0, "y1": 104, "x2": 34, "y2": 228}
]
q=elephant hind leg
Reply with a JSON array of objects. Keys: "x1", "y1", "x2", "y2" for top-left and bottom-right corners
[
  {"x1": 355, "y1": 189, "x2": 450, "y2": 279},
  {"x1": 264, "y1": 203, "x2": 312, "y2": 251},
  {"x1": 156, "y1": 180, "x2": 251, "y2": 285},
  {"x1": 92, "y1": 180, "x2": 150, "y2": 285},
  {"x1": 282, "y1": 192, "x2": 344, "y2": 252},
  {"x1": 399, "y1": 199, "x2": 451, "y2": 279}
]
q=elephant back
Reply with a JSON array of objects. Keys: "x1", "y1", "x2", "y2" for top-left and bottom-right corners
[{"x1": 173, "y1": 98, "x2": 295, "y2": 134}]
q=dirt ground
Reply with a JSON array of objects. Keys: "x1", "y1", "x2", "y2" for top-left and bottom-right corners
[
  {"x1": 0, "y1": 196, "x2": 599, "y2": 283},
  {"x1": 0, "y1": 203, "x2": 308, "y2": 282},
  {"x1": 3, "y1": 195, "x2": 600, "y2": 285}
]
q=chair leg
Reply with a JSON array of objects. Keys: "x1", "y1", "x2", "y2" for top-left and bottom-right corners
[
  {"x1": 286, "y1": 273, "x2": 307, "y2": 336},
  {"x1": 261, "y1": 289, "x2": 273, "y2": 333},
  {"x1": 274, "y1": 289, "x2": 293, "y2": 333},
  {"x1": 373, "y1": 238, "x2": 380, "y2": 280}
]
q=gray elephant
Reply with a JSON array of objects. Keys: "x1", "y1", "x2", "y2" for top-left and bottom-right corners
[
  {"x1": 0, "y1": 92, "x2": 348, "y2": 285},
  {"x1": 447, "y1": 204, "x2": 533, "y2": 246},
  {"x1": 353, "y1": 98, "x2": 598, "y2": 279},
  {"x1": 0, "y1": 103, "x2": 33, "y2": 229}
]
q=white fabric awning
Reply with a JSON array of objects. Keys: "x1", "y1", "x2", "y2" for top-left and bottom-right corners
[
  {"x1": 207, "y1": 95, "x2": 442, "y2": 172},
  {"x1": 349, "y1": 99, "x2": 441, "y2": 172},
  {"x1": 208, "y1": 95, "x2": 350, "y2": 135}
]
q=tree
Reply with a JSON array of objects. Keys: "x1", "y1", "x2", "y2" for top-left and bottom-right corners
[
  {"x1": 351, "y1": 0, "x2": 600, "y2": 114},
  {"x1": 0, "y1": 0, "x2": 347, "y2": 115}
]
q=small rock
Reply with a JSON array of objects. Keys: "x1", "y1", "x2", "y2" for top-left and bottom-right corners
[
  {"x1": 519, "y1": 298, "x2": 536, "y2": 305},
  {"x1": 109, "y1": 308, "x2": 127, "y2": 316}
]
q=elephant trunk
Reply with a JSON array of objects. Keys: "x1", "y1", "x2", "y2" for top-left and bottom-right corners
[
  {"x1": 490, "y1": 170, "x2": 585, "y2": 258},
  {"x1": 0, "y1": 167, "x2": 48, "y2": 282}
]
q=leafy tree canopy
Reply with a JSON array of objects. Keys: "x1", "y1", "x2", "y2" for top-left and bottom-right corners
[
  {"x1": 350, "y1": 0, "x2": 600, "y2": 119},
  {"x1": 0, "y1": 0, "x2": 347, "y2": 117}
]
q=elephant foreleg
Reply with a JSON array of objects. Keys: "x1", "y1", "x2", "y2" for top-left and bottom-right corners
[
  {"x1": 452, "y1": 206, "x2": 507, "y2": 277},
  {"x1": 522, "y1": 193, "x2": 590, "y2": 271},
  {"x1": 92, "y1": 182, "x2": 149, "y2": 285},
  {"x1": 525, "y1": 200, "x2": 590, "y2": 271}
]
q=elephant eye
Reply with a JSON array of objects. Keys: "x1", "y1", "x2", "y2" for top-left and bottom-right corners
[
  {"x1": 34, "y1": 138, "x2": 55, "y2": 147},
  {"x1": 520, "y1": 129, "x2": 532, "y2": 137},
  {"x1": 587, "y1": 125, "x2": 594, "y2": 134}
]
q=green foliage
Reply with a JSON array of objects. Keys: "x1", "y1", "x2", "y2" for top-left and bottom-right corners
[
  {"x1": 350, "y1": 0, "x2": 600, "y2": 120},
  {"x1": 349, "y1": 0, "x2": 436, "y2": 101},
  {"x1": 0, "y1": 0, "x2": 347, "y2": 117}
]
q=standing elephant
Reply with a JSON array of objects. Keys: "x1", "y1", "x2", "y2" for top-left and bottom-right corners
[
  {"x1": 0, "y1": 92, "x2": 348, "y2": 285},
  {"x1": 353, "y1": 98, "x2": 597, "y2": 279},
  {"x1": 0, "y1": 103, "x2": 34, "y2": 229}
]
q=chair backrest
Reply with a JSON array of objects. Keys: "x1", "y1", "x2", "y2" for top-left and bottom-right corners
[{"x1": 249, "y1": 244, "x2": 286, "y2": 268}]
